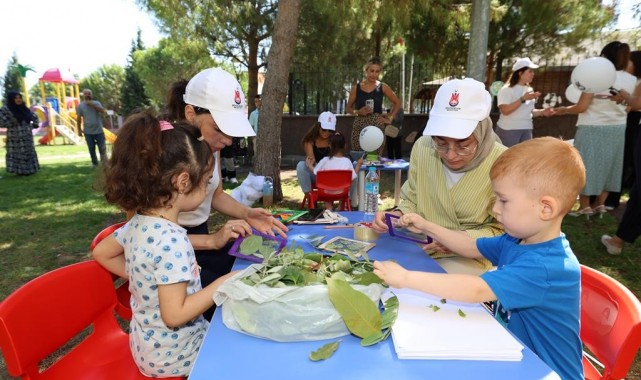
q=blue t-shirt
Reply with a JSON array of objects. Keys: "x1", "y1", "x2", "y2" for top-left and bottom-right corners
[{"x1": 478, "y1": 234, "x2": 583, "y2": 380}]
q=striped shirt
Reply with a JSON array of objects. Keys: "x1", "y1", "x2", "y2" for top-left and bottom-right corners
[{"x1": 399, "y1": 136, "x2": 507, "y2": 269}]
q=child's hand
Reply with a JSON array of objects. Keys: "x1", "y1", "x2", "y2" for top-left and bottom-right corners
[
  {"x1": 214, "y1": 220, "x2": 251, "y2": 248},
  {"x1": 373, "y1": 260, "x2": 408, "y2": 288}
]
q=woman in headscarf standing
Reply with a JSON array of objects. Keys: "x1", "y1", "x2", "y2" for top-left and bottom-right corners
[
  {"x1": 0, "y1": 91, "x2": 40, "y2": 175},
  {"x1": 346, "y1": 56, "x2": 401, "y2": 155}
]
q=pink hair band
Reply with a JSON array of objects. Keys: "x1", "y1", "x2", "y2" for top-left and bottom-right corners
[{"x1": 159, "y1": 120, "x2": 174, "y2": 131}]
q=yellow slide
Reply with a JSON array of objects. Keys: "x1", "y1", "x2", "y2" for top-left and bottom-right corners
[{"x1": 103, "y1": 128, "x2": 117, "y2": 143}]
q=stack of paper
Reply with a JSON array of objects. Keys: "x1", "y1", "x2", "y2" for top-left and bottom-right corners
[{"x1": 390, "y1": 288, "x2": 524, "y2": 361}]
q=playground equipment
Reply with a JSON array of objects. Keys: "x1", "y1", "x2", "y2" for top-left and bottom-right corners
[{"x1": 37, "y1": 68, "x2": 83, "y2": 145}]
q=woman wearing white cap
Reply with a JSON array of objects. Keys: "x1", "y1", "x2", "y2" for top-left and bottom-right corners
[
  {"x1": 371, "y1": 78, "x2": 507, "y2": 275},
  {"x1": 296, "y1": 111, "x2": 336, "y2": 201},
  {"x1": 163, "y1": 68, "x2": 287, "y2": 320},
  {"x1": 496, "y1": 57, "x2": 553, "y2": 147}
]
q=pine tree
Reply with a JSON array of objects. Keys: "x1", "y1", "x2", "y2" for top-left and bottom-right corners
[
  {"x1": 119, "y1": 30, "x2": 150, "y2": 116},
  {"x1": 2, "y1": 53, "x2": 23, "y2": 104}
]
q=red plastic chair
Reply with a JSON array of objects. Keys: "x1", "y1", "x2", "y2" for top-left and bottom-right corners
[
  {"x1": 309, "y1": 170, "x2": 353, "y2": 211},
  {"x1": 0, "y1": 260, "x2": 184, "y2": 380},
  {"x1": 91, "y1": 222, "x2": 131, "y2": 320},
  {"x1": 580, "y1": 265, "x2": 641, "y2": 380}
]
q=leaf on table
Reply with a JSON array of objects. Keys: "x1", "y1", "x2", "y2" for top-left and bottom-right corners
[
  {"x1": 309, "y1": 340, "x2": 341, "y2": 361},
  {"x1": 360, "y1": 331, "x2": 385, "y2": 346},
  {"x1": 458, "y1": 308, "x2": 466, "y2": 318},
  {"x1": 381, "y1": 295, "x2": 399, "y2": 330},
  {"x1": 239, "y1": 235, "x2": 263, "y2": 254},
  {"x1": 326, "y1": 278, "x2": 381, "y2": 339}
]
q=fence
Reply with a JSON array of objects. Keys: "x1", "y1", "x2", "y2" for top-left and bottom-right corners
[{"x1": 286, "y1": 55, "x2": 605, "y2": 116}]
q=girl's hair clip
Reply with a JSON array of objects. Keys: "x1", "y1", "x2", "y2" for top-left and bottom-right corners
[
  {"x1": 159, "y1": 120, "x2": 174, "y2": 131},
  {"x1": 197, "y1": 136, "x2": 204, "y2": 141}
]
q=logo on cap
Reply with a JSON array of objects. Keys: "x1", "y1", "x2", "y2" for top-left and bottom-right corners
[
  {"x1": 234, "y1": 88, "x2": 242, "y2": 105},
  {"x1": 449, "y1": 91, "x2": 460, "y2": 107}
]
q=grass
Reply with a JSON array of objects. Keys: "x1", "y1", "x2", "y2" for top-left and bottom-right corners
[{"x1": 0, "y1": 139, "x2": 640, "y2": 379}]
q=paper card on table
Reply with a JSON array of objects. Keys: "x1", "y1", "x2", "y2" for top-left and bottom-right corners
[{"x1": 390, "y1": 288, "x2": 523, "y2": 361}]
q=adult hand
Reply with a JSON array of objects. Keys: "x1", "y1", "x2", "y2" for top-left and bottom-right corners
[
  {"x1": 542, "y1": 108, "x2": 554, "y2": 117},
  {"x1": 245, "y1": 207, "x2": 288, "y2": 238},
  {"x1": 377, "y1": 114, "x2": 392, "y2": 125},
  {"x1": 371, "y1": 211, "x2": 392, "y2": 233},
  {"x1": 358, "y1": 106, "x2": 373, "y2": 116},
  {"x1": 208, "y1": 219, "x2": 251, "y2": 249},
  {"x1": 372, "y1": 260, "x2": 408, "y2": 288},
  {"x1": 609, "y1": 90, "x2": 630, "y2": 105},
  {"x1": 421, "y1": 239, "x2": 452, "y2": 254}
]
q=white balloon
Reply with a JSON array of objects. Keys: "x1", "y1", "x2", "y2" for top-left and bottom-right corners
[
  {"x1": 359, "y1": 126, "x2": 384, "y2": 152},
  {"x1": 571, "y1": 57, "x2": 616, "y2": 93},
  {"x1": 565, "y1": 84, "x2": 581, "y2": 104}
]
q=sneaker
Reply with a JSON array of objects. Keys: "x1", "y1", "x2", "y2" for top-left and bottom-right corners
[
  {"x1": 601, "y1": 234, "x2": 622, "y2": 255},
  {"x1": 223, "y1": 177, "x2": 229, "y2": 183},
  {"x1": 230, "y1": 178, "x2": 239, "y2": 184}
]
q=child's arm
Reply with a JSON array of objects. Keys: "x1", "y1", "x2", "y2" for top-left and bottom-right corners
[
  {"x1": 92, "y1": 234, "x2": 127, "y2": 278},
  {"x1": 158, "y1": 271, "x2": 238, "y2": 327},
  {"x1": 399, "y1": 213, "x2": 483, "y2": 258},
  {"x1": 373, "y1": 260, "x2": 496, "y2": 303},
  {"x1": 354, "y1": 156, "x2": 363, "y2": 173}
]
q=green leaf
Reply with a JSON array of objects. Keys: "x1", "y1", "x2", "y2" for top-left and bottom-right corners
[
  {"x1": 381, "y1": 296, "x2": 399, "y2": 330},
  {"x1": 458, "y1": 309, "x2": 466, "y2": 318},
  {"x1": 353, "y1": 272, "x2": 384, "y2": 286},
  {"x1": 309, "y1": 340, "x2": 341, "y2": 361},
  {"x1": 239, "y1": 235, "x2": 263, "y2": 254},
  {"x1": 360, "y1": 331, "x2": 385, "y2": 346},
  {"x1": 440, "y1": 298, "x2": 447, "y2": 304},
  {"x1": 326, "y1": 278, "x2": 381, "y2": 339}
]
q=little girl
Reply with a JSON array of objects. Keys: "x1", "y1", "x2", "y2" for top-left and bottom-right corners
[
  {"x1": 92, "y1": 111, "x2": 237, "y2": 378},
  {"x1": 312, "y1": 132, "x2": 362, "y2": 209}
]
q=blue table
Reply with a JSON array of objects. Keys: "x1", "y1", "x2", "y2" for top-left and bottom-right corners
[
  {"x1": 357, "y1": 160, "x2": 409, "y2": 210},
  {"x1": 188, "y1": 212, "x2": 559, "y2": 380}
]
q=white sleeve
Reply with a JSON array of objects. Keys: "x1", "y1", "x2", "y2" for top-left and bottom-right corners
[
  {"x1": 496, "y1": 87, "x2": 514, "y2": 106},
  {"x1": 313, "y1": 157, "x2": 328, "y2": 175}
]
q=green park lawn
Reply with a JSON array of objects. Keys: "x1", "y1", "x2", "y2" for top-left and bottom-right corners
[{"x1": 0, "y1": 139, "x2": 639, "y2": 379}]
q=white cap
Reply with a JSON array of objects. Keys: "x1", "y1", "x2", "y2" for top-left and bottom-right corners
[
  {"x1": 318, "y1": 111, "x2": 336, "y2": 130},
  {"x1": 512, "y1": 57, "x2": 539, "y2": 72},
  {"x1": 423, "y1": 78, "x2": 492, "y2": 139},
  {"x1": 183, "y1": 68, "x2": 255, "y2": 137}
]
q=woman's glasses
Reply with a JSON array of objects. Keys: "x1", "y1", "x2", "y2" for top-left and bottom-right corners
[{"x1": 432, "y1": 138, "x2": 478, "y2": 156}]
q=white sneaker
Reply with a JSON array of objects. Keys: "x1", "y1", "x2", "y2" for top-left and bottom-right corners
[{"x1": 230, "y1": 178, "x2": 239, "y2": 184}]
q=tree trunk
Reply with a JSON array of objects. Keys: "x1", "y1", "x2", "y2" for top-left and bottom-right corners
[{"x1": 254, "y1": 0, "x2": 301, "y2": 202}]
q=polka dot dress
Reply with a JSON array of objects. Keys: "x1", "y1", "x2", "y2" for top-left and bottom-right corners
[{"x1": 115, "y1": 214, "x2": 208, "y2": 377}]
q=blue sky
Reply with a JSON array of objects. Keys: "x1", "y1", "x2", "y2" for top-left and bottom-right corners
[
  {"x1": 0, "y1": 0, "x2": 163, "y2": 89},
  {"x1": 0, "y1": 0, "x2": 638, "y2": 90}
]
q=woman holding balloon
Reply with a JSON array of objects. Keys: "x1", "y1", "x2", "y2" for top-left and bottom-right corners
[
  {"x1": 346, "y1": 56, "x2": 401, "y2": 155},
  {"x1": 554, "y1": 41, "x2": 636, "y2": 218}
]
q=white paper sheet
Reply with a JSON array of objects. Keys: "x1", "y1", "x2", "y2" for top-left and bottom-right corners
[{"x1": 389, "y1": 288, "x2": 524, "y2": 361}]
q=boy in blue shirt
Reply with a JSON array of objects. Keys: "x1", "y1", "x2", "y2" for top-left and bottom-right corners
[{"x1": 373, "y1": 137, "x2": 585, "y2": 380}]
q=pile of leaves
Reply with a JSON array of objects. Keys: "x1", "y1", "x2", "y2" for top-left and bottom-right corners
[
  {"x1": 239, "y1": 242, "x2": 382, "y2": 288},
  {"x1": 238, "y1": 241, "x2": 398, "y2": 361}
]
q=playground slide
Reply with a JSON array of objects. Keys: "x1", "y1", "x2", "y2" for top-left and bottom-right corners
[
  {"x1": 38, "y1": 129, "x2": 60, "y2": 145},
  {"x1": 103, "y1": 128, "x2": 117, "y2": 143}
]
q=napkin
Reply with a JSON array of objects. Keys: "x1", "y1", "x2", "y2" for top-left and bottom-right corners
[{"x1": 390, "y1": 288, "x2": 524, "y2": 361}]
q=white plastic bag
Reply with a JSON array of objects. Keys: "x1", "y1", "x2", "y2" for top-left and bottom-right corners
[
  {"x1": 214, "y1": 265, "x2": 385, "y2": 342},
  {"x1": 230, "y1": 172, "x2": 265, "y2": 206}
]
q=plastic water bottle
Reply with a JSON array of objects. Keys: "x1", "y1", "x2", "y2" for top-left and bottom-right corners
[
  {"x1": 364, "y1": 167, "x2": 379, "y2": 222},
  {"x1": 262, "y1": 176, "x2": 273, "y2": 207}
]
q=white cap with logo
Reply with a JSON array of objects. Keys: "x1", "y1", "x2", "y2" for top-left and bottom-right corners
[
  {"x1": 512, "y1": 57, "x2": 539, "y2": 72},
  {"x1": 183, "y1": 68, "x2": 256, "y2": 137},
  {"x1": 318, "y1": 111, "x2": 336, "y2": 130},
  {"x1": 423, "y1": 78, "x2": 492, "y2": 139}
]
